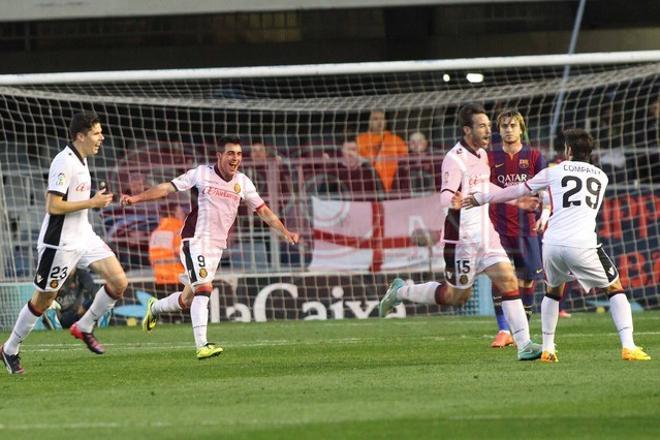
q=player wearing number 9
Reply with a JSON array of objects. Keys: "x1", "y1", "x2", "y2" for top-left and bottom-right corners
[
  {"x1": 463, "y1": 128, "x2": 650, "y2": 361},
  {"x1": 120, "y1": 136, "x2": 299, "y2": 360}
]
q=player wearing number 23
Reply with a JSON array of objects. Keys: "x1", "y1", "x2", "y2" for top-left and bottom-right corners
[{"x1": 2, "y1": 111, "x2": 129, "y2": 375}]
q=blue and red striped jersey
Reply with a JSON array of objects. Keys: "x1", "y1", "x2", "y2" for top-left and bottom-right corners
[{"x1": 487, "y1": 144, "x2": 546, "y2": 237}]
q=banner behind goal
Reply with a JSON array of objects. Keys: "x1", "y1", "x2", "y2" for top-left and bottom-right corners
[{"x1": 0, "y1": 51, "x2": 658, "y2": 328}]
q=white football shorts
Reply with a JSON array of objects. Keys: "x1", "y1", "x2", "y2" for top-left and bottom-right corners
[
  {"x1": 34, "y1": 233, "x2": 114, "y2": 292},
  {"x1": 542, "y1": 244, "x2": 619, "y2": 290},
  {"x1": 179, "y1": 239, "x2": 224, "y2": 287}
]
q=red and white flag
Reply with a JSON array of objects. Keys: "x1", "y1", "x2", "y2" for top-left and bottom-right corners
[{"x1": 309, "y1": 194, "x2": 446, "y2": 272}]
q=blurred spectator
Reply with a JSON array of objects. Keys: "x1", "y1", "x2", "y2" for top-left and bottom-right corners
[
  {"x1": 242, "y1": 139, "x2": 291, "y2": 214},
  {"x1": 408, "y1": 131, "x2": 429, "y2": 154},
  {"x1": 328, "y1": 141, "x2": 383, "y2": 200},
  {"x1": 632, "y1": 95, "x2": 659, "y2": 184},
  {"x1": 356, "y1": 110, "x2": 408, "y2": 193},
  {"x1": 593, "y1": 104, "x2": 629, "y2": 184},
  {"x1": 250, "y1": 141, "x2": 268, "y2": 161},
  {"x1": 127, "y1": 172, "x2": 148, "y2": 195},
  {"x1": 148, "y1": 202, "x2": 186, "y2": 285},
  {"x1": 391, "y1": 131, "x2": 441, "y2": 197}
]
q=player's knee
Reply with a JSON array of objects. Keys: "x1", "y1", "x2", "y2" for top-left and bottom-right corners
[
  {"x1": 32, "y1": 291, "x2": 57, "y2": 313},
  {"x1": 109, "y1": 275, "x2": 128, "y2": 297},
  {"x1": 445, "y1": 287, "x2": 472, "y2": 306},
  {"x1": 194, "y1": 284, "x2": 213, "y2": 296}
]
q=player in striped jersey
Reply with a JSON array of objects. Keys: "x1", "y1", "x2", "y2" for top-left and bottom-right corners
[
  {"x1": 463, "y1": 128, "x2": 650, "y2": 362},
  {"x1": 379, "y1": 103, "x2": 543, "y2": 361},
  {"x1": 487, "y1": 110, "x2": 548, "y2": 348},
  {"x1": 121, "y1": 136, "x2": 299, "y2": 360},
  {"x1": 1, "y1": 112, "x2": 129, "y2": 375}
]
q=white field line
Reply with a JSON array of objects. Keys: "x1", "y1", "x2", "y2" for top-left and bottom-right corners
[
  {"x1": 17, "y1": 330, "x2": 660, "y2": 353},
  {"x1": 0, "y1": 412, "x2": 648, "y2": 431}
]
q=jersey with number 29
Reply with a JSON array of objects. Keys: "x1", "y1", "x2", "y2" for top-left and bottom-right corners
[{"x1": 524, "y1": 160, "x2": 608, "y2": 248}]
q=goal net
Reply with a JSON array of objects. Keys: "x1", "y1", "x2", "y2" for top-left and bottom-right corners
[{"x1": 0, "y1": 51, "x2": 658, "y2": 328}]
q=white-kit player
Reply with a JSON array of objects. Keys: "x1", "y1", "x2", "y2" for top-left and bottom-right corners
[
  {"x1": 121, "y1": 136, "x2": 299, "y2": 360},
  {"x1": 2, "y1": 111, "x2": 128, "y2": 375},
  {"x1": 463, "y1": 128, "x2": 650, "y2": 362},
  {"x1": 378, "y1": 103, "x2": 543, "y2": 361}
]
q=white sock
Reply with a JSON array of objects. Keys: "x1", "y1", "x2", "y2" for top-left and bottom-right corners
[
  {"x1": 76, "y1": 286, "x2": 116, "y2": 333},
  {"x1": 397, "y1": 282, "x2": 439, "y2": 305},
  {"x1": 609, "y1": 293, "x2": 636, "y2": 349},
  {"x1": 501, "y1": 299, "x2": 531, "y2": 348},
  {"x1": 541, "y1": 296, "x2": 559, "y2": 353},
  {"x1": 152, "y1": 292, "x2": 183, "y2": 315},
  {"x1": 3, "y1": 303, "x2": 41, "y2": 355},
  {"x1": 191, "y1": 295, "x2": 210, "y2": 348}
]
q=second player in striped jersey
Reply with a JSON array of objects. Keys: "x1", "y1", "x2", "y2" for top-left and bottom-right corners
[{"x1": 487, "y1": 110, "x2": 548, "y2": 348}]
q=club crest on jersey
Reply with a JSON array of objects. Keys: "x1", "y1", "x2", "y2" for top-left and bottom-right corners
[
  {"x1": 50, "y1": 280, "x2": 59, "y2": 289},
  {"x1": 199, "y1": 268, "x2": 208, "y2": 278},
  {"x1": 57, "y1": 173, "x2": 65, "y2": 185},
  {"x1": 519, "y1": 159, "x2": 529, "y2": 169},
  {"x1": 234, "y1": 183, "x2": 241, "y2": 193}
]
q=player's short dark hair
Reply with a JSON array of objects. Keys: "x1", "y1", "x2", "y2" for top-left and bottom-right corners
[
  {"x1": 218, "y1": 136, "x2": 241, "y2": 151},
  {"x1": 69, "y1": 111, "x2": 101, "y2": 141},
  {"x1": 563, "y1": 128, "x2": 594, "y2": 162},
  {"x1": 458, "y1": 103, "x2": 487, "y2": 128},
  {"x1": 496, "y1": 108, "x2": 527, "y2": 136}
]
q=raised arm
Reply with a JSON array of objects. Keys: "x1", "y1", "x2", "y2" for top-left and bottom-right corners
[
  {"x1": 256, "y1": 205, "x2": 299, "y2": 245},
  {"x1": 120, "y1": 182, "x2": 176, "y2": 206}
]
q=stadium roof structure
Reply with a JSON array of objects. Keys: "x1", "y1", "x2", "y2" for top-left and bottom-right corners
[{"x1": 2, "y1": 0, "x2": 569, "y2": 22}]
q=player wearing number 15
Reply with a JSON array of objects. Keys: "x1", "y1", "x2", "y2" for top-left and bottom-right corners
[
  {"x1": 463, "y1": 129, "x2": 650, "y2": 362},
  {"x1": 378, "y1": 103, "x2": 542, "y2": 362},
  {"x1": 1, "y1": 111, "x2": 129, "y2": 375},
  {"x1": 121, "y1": 136, "x2": 299, "y2": 360}
]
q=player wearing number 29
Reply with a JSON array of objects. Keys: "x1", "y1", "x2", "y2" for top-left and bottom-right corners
[
  {"x1": 121, "y1": 136, "x2": 299, "y2": 360},
  {"x1": 1, "y1": 111, "x2": 129, "y2": 375},
  {"x1": 463, "y1": 128, "x2": 650, "y2": 362},
  {"x1": 379, "y1": 103, "x2": 542, "y2": 362}
]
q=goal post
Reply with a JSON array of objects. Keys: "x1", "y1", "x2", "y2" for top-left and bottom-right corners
[{"x1": 0, "y1": 51, "x2": 658, "y2": 328}]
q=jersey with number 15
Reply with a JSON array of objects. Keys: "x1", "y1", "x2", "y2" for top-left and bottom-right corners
[{"x1": 523, "y1": 160, "x2": 608, "y2": 249}]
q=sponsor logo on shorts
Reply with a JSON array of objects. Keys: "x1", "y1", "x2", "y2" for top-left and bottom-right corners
[
  {"x1": 459, "y1": 274, "x2": 469, "y2": 285},
  {"x1": 234, "y1": 183, "x2": 241, "y2": 193},
  {"x1": 199, "y1": 268, "x2": 208, "y2": 278},
  {"x1": 50, "y1": 280, "x2": 59, "y2": 289}
]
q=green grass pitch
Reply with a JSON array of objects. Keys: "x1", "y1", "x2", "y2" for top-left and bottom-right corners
[{"x1": 1, "y1": 311, "x2": 659, "y2": 439}]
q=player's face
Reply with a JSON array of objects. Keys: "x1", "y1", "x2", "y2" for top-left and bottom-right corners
[
  {"x1": 218, "y1": 143, "x2": 242, "y2": 178},
  {"x1": 78, "y1": 123, "x2": 104, "y2": 156},
  {"x1": 499, "y1": 117, "x2": 523, "y2": 146},
  {"x1": 464, "y1": 113, "x2": 491, "y2": 149}
]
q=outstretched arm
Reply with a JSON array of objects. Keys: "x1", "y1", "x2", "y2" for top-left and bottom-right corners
[
  {"x1": 256, "y1": 205, "x2": 299, "y2": 245},
  {"x1": 463, "y1": 182, "x2": 533, "y2": 208},
  {"x1": 120, "y1": 182, "x2": 176, "y2": 206}
]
